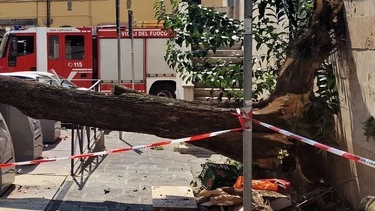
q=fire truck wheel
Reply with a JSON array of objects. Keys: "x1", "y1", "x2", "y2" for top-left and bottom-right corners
[{"x1": 150, "y1": 84, "x2": 176, "y2": 98}]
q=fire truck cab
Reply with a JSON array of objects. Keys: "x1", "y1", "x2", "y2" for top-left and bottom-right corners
[{"x1": 0, "y1": 27, "x2": 94, "y2": 88}]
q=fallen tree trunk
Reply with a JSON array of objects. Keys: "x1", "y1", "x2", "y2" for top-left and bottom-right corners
[{"x1": 0, "y1": 76, "x2": 290, "y2": 162}]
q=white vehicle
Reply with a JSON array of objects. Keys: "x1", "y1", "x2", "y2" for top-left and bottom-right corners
[
  {"x1": 0, "y1": 71, "x2": 90, "y2": 91},
  {"x1": 0, "y1": 71, "x2": 84, "y2": 143},
  {"x1": 0, "y1": 71, "x2": 61, "y2": 87}
]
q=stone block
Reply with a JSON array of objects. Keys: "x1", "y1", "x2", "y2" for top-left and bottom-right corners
[{"x1": 152, "y1": 186, "x2": 197, "y2": 211}]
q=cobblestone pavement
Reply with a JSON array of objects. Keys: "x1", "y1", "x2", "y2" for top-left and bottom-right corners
[{"x1": 0, "y1": 130, "x2": 227, "y2": 211}]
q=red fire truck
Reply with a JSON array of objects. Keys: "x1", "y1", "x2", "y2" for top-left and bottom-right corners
[{"x1": 0, "y1": 26, "x2": 193, "y2": 99}]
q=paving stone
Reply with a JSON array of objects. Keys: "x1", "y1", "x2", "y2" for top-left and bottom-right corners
[{"x1": 0, "y1": 130, "x2": 228, "y2": 211}]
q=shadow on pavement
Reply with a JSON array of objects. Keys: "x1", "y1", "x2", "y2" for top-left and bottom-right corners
[
  {"x1": 44, "y1": 180, "x2": 153, "y2": 211},
  {"x1": 42, "y1": 138, "x2": 63, "y2": 151},
  {"x1": 1, "y1": 194, "x2": 153, "y2": 211},
  {"x1": 71, "y1": 154, "x2": 108, "y2": 190},
  {"x1": 119, "y1": 138, "x2": 143, "y2": 155},
  {"x1": 47, "y1": 200, "x2": 153, "y2": 211}
]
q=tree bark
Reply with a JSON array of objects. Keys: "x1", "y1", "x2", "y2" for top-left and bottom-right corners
[
  {"x1": 0, "y1": 77, "x2": 231, "y2": 159},
  {"x1": 0, "y1": 76, "x2": 293, "y2": 162}
]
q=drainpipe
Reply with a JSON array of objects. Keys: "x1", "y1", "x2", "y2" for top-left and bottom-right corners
[
  {"x1": 233, "y1": 0, "x2": 240, "y2": 20},
  {"x1": 46, "y1": 0, "x2": 51, "y2": 27}
]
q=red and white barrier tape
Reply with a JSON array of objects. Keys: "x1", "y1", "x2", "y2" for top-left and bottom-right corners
[
  {"x1": 0, "y1": 127, "x2": 243, "y2": 168},
  {"x1": 234, "y1": 109, "x2": 375, "y2": 169},
  {"x1": 254, "y1": 119, "x2": 375, "y2": 168},
  {"x1": 4, "y1": 108, "x2": 373, "y2": 169}
]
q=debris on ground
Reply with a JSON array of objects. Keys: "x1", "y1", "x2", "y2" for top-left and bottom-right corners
[
  {"x1": 198, "y1": 163, "x2": 240, "y2": 190},
  {"x1": 195, "y1": 186, "x2": 293, "y2": 211},
  {"x1": 191, "y1": 162, "x2": 354, "y2": 211},
  {"x1": 150, "y1": 159, "x2": 354, "y2": 211}
]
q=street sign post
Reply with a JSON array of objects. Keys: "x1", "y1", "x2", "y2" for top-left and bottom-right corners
[{"x1": 243, "y1": 1, "x2": 253, "y2": 210}]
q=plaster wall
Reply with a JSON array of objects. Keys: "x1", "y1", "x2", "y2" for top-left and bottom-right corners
[
  {"x1": 329, "y1": 0, "x2": 375, "y2": 208},
  {"x1": 0, "y1": 0, "x2": 225, "y2": 28}
]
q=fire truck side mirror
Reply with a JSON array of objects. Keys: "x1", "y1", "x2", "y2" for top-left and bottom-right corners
[
  {"x1": 8, "y1": 37, "x2": 18, "y2": 67},
  {"x1": 10, "y1": 37, "x2": 18, "y2": 58}
]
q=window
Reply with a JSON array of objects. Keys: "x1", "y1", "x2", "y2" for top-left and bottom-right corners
[
  {"x1": 48, "y1": 35, "x2": 60, "y2": 60},
  {"x1": 65, "y1": 35, "x2": 84, "y2": 60},
  {"x1": 16, "y1": 36, "x2": 34, "y2": 56}
]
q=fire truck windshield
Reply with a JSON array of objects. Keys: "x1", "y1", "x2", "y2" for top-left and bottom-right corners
[{"x1": 0, "y1": 34, "x2": 9, "y2": 58}]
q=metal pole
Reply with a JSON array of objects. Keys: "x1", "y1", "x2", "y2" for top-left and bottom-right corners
[
  {"x1": 243, "y1": 0, "x2": 253, "y2": 210},
  {"x1": 71, "y1": 124, "x2": 75, "y2": 176},
  {"x1": 128, "y1": 10, "x2": 135, "y2": 90},
  {"x1": 46, "y1": 0, "x2": 51, "y2": 27},
  {"x1": 116, "y1": 0, "x2": 123, "y2": 140},
  {"x1": 116, "y1": 0, "x2": 121, "y2": 85}
]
